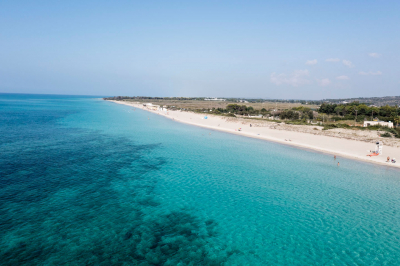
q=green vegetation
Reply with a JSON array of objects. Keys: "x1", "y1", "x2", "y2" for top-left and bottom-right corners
[
  {"x1": 202, "y1": 104, "x2": 266, "y2": 116},
  {"x1": 383, "y1": 127, "x2": 400, "y2": 138},
  {"x1": 194, "y1": 104, "x2": 315, "y2": 119},
  {"x1": 381, "y1": 132, "x2": 392, "y2": 138},
  {"x1": 319, "y1": 102, "x2": 400, "y2": 123},
  {"x1": 322, "y1": 123, "x2": 351, "y2": 130},
  {"x1": 103, "y1": 96, "x2": 400, "y2": 136}
]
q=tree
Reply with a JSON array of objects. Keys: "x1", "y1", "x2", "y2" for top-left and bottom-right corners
[
  {"x1": 394, "y1": 116, "x2": 400, "y2": 128},
  {"x1": 334, "y1": 106, "x2": 343, "y2": 116}
]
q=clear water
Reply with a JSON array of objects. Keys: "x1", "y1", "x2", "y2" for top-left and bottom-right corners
[{"x1": 1, "y1": 94, "x2": 400, "y2": 265}]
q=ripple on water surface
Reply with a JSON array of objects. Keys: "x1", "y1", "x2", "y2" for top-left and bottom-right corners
[{"x1": 1, "y1": 95, "x2": 400, "y2": 265}]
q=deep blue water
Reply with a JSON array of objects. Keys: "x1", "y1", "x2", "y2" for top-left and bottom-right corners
[{"x1": 1, "y1": 93, "x2": 400, "y2": 265}]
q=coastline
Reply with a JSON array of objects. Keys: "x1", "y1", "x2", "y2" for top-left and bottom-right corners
[{"x1": 108, "y1": 100, "x2": 400, "y2": 170}]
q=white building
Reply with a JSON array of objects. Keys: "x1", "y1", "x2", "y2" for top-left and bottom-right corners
[
  {"x1": 204, "y1": 98, "x2": 226, "y2": 101},
  {"x1": 364, "y1": 121, "x2": 394, "y2": 128}
]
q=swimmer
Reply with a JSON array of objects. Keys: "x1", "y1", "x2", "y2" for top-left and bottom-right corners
[
  {"x1": 334, "y1": 155, "x2": 336, "y2": 160},
  {"x1": 337, "y1": 162, "x2": 340, "y2": 166}
]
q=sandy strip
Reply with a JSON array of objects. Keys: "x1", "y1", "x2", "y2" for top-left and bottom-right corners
[{"x1": 108, "y1": 100, "x2": 400, "y2": 170}]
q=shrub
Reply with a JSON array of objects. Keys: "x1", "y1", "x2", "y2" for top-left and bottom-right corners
[
  {"x1": 344, "y1": 115, "x2": 355, "y2": 120},
  {"x1": 322, "y1": 123, "x2": 351, "y2": 130},
  {"x1": 381, "y1": 132, "x2": 392, "y2": 138}
]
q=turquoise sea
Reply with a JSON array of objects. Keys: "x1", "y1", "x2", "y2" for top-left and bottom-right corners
[{"x1": 1, "y1": 93, "x2": 400, "y2": 265}]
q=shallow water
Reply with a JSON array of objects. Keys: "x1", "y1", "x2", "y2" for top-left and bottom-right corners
[{"x1": 1, "y1": 94, "x2": 400, "y2": 265}]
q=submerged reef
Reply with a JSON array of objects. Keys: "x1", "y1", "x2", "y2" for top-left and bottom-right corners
[{"x1": 0, "y1": 113, "x2": 237, "y2": 265}]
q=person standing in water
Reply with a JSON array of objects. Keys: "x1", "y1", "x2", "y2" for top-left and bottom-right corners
[
  {"x1": 337, "y1": 162, "x2": 340, "y2": 166},
  {"x1": 334, "y1": 155, "x2": 336, "y2": 160}
]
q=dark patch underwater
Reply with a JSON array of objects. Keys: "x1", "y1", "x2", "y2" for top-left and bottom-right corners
[{"x1": 0, "y1": 98, "x2": 236, "y2": 265}]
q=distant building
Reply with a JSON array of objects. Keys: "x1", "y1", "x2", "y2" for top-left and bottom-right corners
[
  {"x1": 204, "y1": 98, "x2": 226, "y2": 101},
  {"x1": 364, "y1": 121, "x2": 393, "y2": 128}
]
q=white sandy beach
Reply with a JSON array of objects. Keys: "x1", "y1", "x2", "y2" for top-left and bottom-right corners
[{"x1": 109, "y1": 100, "x2": 400, "y2": 169}]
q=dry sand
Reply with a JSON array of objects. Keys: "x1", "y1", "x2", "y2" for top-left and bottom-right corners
[{"x1": 109, "y1": 100, "x2": 400, "y2": 169}]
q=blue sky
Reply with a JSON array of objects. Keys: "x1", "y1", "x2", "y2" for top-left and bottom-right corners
[{"x1": 1, "y1": 0, "x2": 399, "y2": 99}]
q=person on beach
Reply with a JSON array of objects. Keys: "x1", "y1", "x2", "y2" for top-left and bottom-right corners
[{"x1": 387, "y1": 156, "x2": 390, "y2": 162}]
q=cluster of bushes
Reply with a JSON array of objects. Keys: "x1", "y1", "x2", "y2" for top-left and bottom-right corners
[
  {"x1": 381, "y1": 132, "x2": 392, "y2": 138},
  {"x1": 282, "y1": 107, "x2": 314, "y2": 120},
  {"x1": 319, "y1": 102, "x2": 400, "y2": 123},
  {"x1": 322, "y1": 123, "x2": 351, "y2": 130},
  {"x1": 195, "y1": 104, "x2": 318, "y2": 122},
  {"x1": 201, "y1": 104, "x2": 269, "y2": 116},
  {"x1": 381, "y1": 127, "x2": 400, "y2": 138}
]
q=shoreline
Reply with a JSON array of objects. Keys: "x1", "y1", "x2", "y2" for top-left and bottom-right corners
[{"x1": 108, "y1": 100, "x2": 400, "y2": 170}]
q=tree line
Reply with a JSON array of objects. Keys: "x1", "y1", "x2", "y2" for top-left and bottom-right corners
[
  {"x1": 205, "y1": 104, "x2": 314, "y2": 120},
  {"x1": 207, "y1": 104, "x2": 264, "y2": 116},
  {"x1": 318, "y1": 102, "x2": 400, "y2": 122}
]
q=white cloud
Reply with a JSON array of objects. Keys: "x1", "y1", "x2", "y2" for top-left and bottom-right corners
[
  {"x1": 317, "y1": 78, "x2": 331, "y2": 86},
  {"x1": 336, "y1": 75, "x2": 350, "y2": 80},
  {"x1": 368, "y1": 53, "x2": 381, "y2": 58},
  {"x1": 306, "y1": 59, "x2": 318, "y2": 65},
  {"x1": 342, "y1": 60, "x2": 354, "y2": 68},
  {"x1": 326, "y1": 58, "x2": 340, "y2": 62},
  {"x1": 359, "y1": 71, "x2": 382, "y2": 76},
  {"x1": 270, "y1": 70, "x2": 310, "y2": 87}
]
